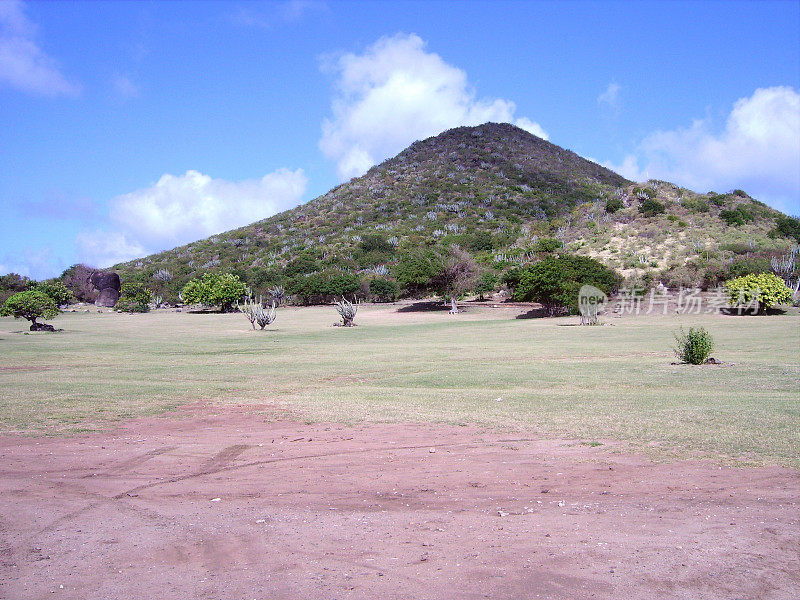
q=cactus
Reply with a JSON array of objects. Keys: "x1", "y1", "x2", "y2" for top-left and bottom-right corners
[
  {"x1": 239, "y1": 296, "x2": 277, "y2": 330},
  {"x1": 334, "y1": 297, "x2": 357, "y2": 327},
  {"x1": 771, "y1": 245, "x2": 800, "y2": 296},
  {"x1": 268, "y1": 285, "x2": 286, "y2": 307}
]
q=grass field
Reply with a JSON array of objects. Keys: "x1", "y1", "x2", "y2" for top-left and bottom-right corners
[{"x1": 1, "y1": 303, "x2": 798, "y2": 466}]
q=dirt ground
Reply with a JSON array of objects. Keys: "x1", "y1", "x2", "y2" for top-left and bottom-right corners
[{"x1": 1, "y1": 405, "x2": 798, "y2": 600}]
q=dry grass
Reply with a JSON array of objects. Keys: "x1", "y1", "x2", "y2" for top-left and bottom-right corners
[{"x1": 1, "y1": 304, "x2": 798, "y2": 465}]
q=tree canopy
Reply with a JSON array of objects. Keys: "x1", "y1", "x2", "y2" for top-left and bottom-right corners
[
  {"x1": 515, "y1": 254, "x2": 620, "y2": 315},
  {"x1": 1, "y1": 290, "x2": 59, "y2": 324},
  {"x1": 181, "y1": 272, "x2": 247, "y2": 312}
]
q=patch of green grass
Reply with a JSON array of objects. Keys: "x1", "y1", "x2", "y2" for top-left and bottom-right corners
[{"x1": 1, "y1": 305, "x2": 798, "y2": 466}]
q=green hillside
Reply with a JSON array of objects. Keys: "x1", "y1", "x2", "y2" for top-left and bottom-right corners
[{"x1": 112, "y1": 122, "x2": 798, "y2": 302}]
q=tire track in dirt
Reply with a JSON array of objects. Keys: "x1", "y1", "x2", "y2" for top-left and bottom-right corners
[
  {"x1": 92, "y1": 446, "x2": 177, "y2": 476},
  {"x1": 24, "y1": 438, "x2": 501, "y2": 540}
]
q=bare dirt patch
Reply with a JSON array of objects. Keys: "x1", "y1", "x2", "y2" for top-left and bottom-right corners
[{"x1": 1, "y1": 405, "x2": 797, "y2": 600}]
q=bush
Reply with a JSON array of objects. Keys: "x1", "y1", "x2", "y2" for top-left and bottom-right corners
[
  {"x1": 719, "y1": 206, "x2": 754, "y2": 226},
  {"x1": 535, "y1": 237, "x2": 562, "y2": 253},
  {"x1": 468, "y1": 231, "x2": 494, "y2": 252},
  {"x1": 1, "y1": 290, "x2": 59, "y2": 327},
  {"x1": 59, "y1": 263, "x2": 97, "y2": 303},
  {"x1": 681, "y1": 198, "x2": 710, "y2": 213},
  {"x1": 673, "y1": 327, "x2": 714, "y2": 365},
  {"x1": 475, "y1": 271, "x2": 498, "y2": 300},
  {"x1": 605, "y1": 198, "x2": 623, "y2": 214},
  {"x1": 772, "y1": 215, "x2": 800, "y2": 243},
  {"x1": 724, "y1": 272, "x2": 793, "y2": 312},
  {"x1": 181, "y1": 272, "x2": 247, "y2": 312},
  {"x1": 515, "y1": 254, "x2": 620, "y2": 315},
  {"x1": 639, "y1": 198, "x2": 666, "y2": 217},
  {"x1": 500, "y1": 266, "x2": 524, "y2": 294},
  {"x1": 728, "y1": 257, "x2": 771, "y2": 279},
  {"x1": 395, "y1": 248, "x2": 443, "y2": 295},
  {"x1": 288, "y1": 271, "x2": 361, "y2": 305},
  {"x1": 369, "y1": 278, "x2": 398, "y2": 302}
]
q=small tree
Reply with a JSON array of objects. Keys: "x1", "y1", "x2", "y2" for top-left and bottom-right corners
[
  {"x1": 59, "y1": 263, "x2": 97, "y2": 302},
  {"x1": 116, "y1": 282, "x2": 152, "y2": 313},
  {"x1": 1, "y1": 290, "x2": 59, "y2": 330},
  {"x1": 475, "y1": 271, "x2": 498, "y2": 301},
  {"x1": 771, "y1": 246, "x2": 800, "y2": 298},
  {"x1": 439, "y1": 246, "x2": 479, "y2": 313},
  {"x1": 395, "y1": 248, "x2": 443, "y2": 296},
  {"x1": 334, "y1": 297, "x2": 357, "y2": 326},
  {"x1": 515, "y1": 255, "x2": 620, "y2": 316},
  {"x1": 180, "y1": 272, "x2": 246, "y2": 312},
  {"x1": 724, "y1": 272, "x2": 793, "y2": 313}
]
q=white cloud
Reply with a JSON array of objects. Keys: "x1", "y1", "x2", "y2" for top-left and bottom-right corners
[
  {"x1": 75, "y1": 231, "x2": 146, "y2": 269},
  {"x1": 598, "y1": 82, "x2": 621, "y2": 112},
  {"x1": 606, "y1": 87, "x2": 800, "y2": 213},
  {"x1": 73, "y1": 168, "x2": 308, "y2": 268},
  {"x1": 319, "y1": 33, "x2": 548, "y2": 180},
  {"x1": 109, "y1": 168, "x2": 307, "y2": 248},
  {"x1": 0, "y1": 0, "x2": 80, "y2": 96}
]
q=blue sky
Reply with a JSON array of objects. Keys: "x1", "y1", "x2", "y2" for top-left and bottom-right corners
[{"x1": 1, "y1": 0, "x2": 798, "y2": 279}]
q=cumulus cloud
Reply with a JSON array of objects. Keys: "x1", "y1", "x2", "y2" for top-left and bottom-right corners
[
  {"x1": 606, "y1": 87, "x2": 800, "y2": 213},
  {"x1": 320, "y1": 33, "x2": 548, "y2": 180},
  {"x1": 74, "y1": 168, "x2": 307, "y2": 268},
  {"x1": 75, "y1": 231, "x2": 146, "y2": 269},
  {"x1": 0, "y1": 0, "x2": 80, "y2": 96}
]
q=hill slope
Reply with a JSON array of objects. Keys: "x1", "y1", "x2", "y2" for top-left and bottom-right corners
[{"x1": 113, "y1": 123, "x2": 797, "y2": 299}]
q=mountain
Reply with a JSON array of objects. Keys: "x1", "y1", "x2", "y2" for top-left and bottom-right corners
[{"x1": 112, "y1": 122, "x2": 798, "y2": 300}]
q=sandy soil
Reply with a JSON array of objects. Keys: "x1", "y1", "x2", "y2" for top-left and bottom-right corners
[{"x1": 1, "y1": 404, "x2": 798, "y2": 600}]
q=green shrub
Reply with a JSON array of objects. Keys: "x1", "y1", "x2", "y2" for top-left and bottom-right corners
[
  {"x1": 728, "y1": 257, "x2": 771, "y2": 279},
  {"x1": 468, "y1": 231, "x2": 494, "y2": 252},
  {"x1": 681, "y1": 198, "x2": 710, "y2": 213},
  {"x1": 673, "y1": 327, "x2": 714, "y2": 365},
  {"x1": 772, "y1": 215, "x2": 800, "y2": 243},
  {"x1": 719, "y1": 206, "x2": 754, "y2": 226},
  {"x1": 475, "y1": 271, "x2": 498, "y2": 299},
  {"x1": 369, "y1": 278, "x2": 398, "y2": 302},
  {"x1": 288, "y1": 271, "x2": 361, "y2": 305},
  {"x1": 395, "y1": 248, "x2": 443, "y2": 295},
  {"x1": 639, "y1": 198, "x2": 666, "y2": 217},
  {"x1": 515, "y1": 254, "x2": 620, "y2": 315},
  {"x1": 535, "y1": 237, "x2": 562, "y2": 253},
  {"x1": 724, "y1": 272, "x2": 793, "y2": 312},
  {"x1": 605, "y1": 198, "x2": 623, "y2": 214},
  {"x1": 181, "y1": 272, "x2": 247, "y2": 312}
]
